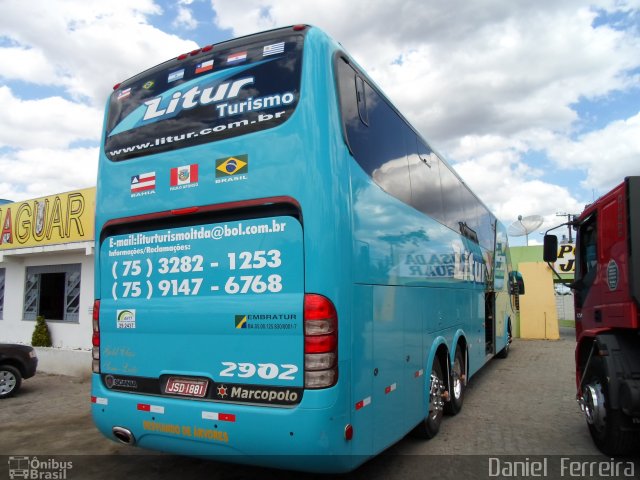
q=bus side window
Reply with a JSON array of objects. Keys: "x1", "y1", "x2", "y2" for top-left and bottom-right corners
[
  {"x1": 478, "y1": 207, "x2": 496, "y2": 252},
  {"x1": 355, "y1": 76, "x2": 369, "y2": 125},
  {"x1": 408, "y1": 136, "x2": 445, "y2": 223},
  {"x1": 336, "y1": 58, "x2": 411, "y2": 204},
  {"x1": 439, "y1": 162, "x2": 466, "y2": 233},
  {"x1": 460, "y1": 187, "x2": 480, "y2": 243}
]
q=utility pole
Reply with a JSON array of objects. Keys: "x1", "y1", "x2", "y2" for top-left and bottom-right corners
[{"x1": 555, "y1": 212, "x2": 575, "y2": 243}]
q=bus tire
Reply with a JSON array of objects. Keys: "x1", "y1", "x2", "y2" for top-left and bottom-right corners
[
  {"x1": 496, "y1": 320, "x2": 512, "y2": 359},
  {"x1": 411, "y1": 359, "x2": 445, "y2": 439},
  {"x1": 583, "y1": 356, "x2": 637, "y2": 455},
  {"x1": 445, "y1": 348, "x2": 465, "y2": 415}
]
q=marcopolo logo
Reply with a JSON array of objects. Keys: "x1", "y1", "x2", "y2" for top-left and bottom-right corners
[
  {"x1": 116, "y1": 309, "x2": 136, "y2": 329},
  {"x1": 215, "y1": 383, "x2": 302, "y2": 406}
]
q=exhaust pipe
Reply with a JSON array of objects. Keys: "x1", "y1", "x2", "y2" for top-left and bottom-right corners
[{"x1": 112, "y1": 426, "x2": 136, "y2": 445}]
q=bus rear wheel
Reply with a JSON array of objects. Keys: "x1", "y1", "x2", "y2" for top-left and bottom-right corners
[
  {"x1": 412, "y1": 359, "x2": 445, "y2": 439},
  {"x1": 445, "y1": 348, "x2": 465, "y2": 415}
]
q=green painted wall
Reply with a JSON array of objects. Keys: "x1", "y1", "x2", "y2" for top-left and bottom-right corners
[{"x1": 511, "y1": 245, "x2": 543, "y2": 267}]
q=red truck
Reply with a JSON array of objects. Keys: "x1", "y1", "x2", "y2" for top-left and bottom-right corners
[{"x1": 544, "y1": 176, "x2": 640, "y2": 455}]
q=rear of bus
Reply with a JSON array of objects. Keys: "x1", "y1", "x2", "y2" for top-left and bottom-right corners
[{"x1": 91, "y1": 26, "x2": 357, "y2": 472}]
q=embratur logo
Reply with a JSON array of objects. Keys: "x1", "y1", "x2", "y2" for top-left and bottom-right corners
[{"x1": 235, "y1": 315, "x2": 247, "y2": 329}]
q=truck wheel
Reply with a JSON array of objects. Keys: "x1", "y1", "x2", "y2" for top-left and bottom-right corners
[
  {"x1": 582, "y1": 357, "x2": 635, "y2": 455},
  {"x1": 445, "y1": 348, "x2": 465, "y2": 415},
  {"x1": 0, "y1": 365, "x2": 22, "y2": 399},
  {"x1": 411, "y1": 359, "x2": 445, "y2": 439}
]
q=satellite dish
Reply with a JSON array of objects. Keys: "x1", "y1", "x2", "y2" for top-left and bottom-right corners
[{"x1": 508, "y1": 214, "x2": 544, "y2": 246}]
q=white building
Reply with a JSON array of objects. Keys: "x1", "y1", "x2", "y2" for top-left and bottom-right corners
[{"x1": 0, "y1": 187, "x2": 95, "y2": 376}]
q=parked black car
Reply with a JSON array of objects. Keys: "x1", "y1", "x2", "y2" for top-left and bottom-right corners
[{"x1": 0, "y1": 344, "x2": 38, "y2": 398}]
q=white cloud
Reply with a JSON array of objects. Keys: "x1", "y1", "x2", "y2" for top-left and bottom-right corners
[
  {"x1": 174, "y1": 0, "x2": 198, "y2": 30},
  {"x1": 451, "y1": 148, "x2": 584, "y2": 228},
  {"x1": 209, "y1": 0, "x2": 640, "y2": 147},
  {"x1": 0, "y1": 0, "x2": 638, "y2": 215},
  {"x1": 0, "y1": 47, "x2": 60, "y2": 85},
  {"x1": 0, "y1": 0, "x2": 198, "y2": 106},
  {"x1": 0, "y1": 147, "x2": 98, "y2": 202},
  {"x1": 547, "y1": 112, "x2": 640, "y2": 193},
  {"x1": 209, "y1": 0, "x2": 640, "y2": 228},
  {"x1": 0, "y1": 0, "x2": 201, "y2": 200},
  {"x1": 359, "y1": 3, "x2": 639, "y2": 148},
  {"x1": 0, "y1": 86, "x2": 102, "y2": 149}
]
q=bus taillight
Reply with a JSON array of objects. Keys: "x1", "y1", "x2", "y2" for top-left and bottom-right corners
[
  {"x1": 92, "y1": 299, "x2": 100, "y2": 373},
  {"x1": 304, "y1": 294, "x2": 338, "y2": 389}
]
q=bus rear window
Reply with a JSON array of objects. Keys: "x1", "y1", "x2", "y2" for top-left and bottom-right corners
[{"x1": 104, "y1": 34, "x2": 304, "y2": 161}]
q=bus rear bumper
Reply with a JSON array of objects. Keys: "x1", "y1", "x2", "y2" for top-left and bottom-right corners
[{"x1": 91, "y1": 377, "x2": 361, "y2": 473}]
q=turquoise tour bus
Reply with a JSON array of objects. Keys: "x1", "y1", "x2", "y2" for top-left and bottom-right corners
[{"x1": 91, "y1": 24, "x2": 522, "y2": 472}]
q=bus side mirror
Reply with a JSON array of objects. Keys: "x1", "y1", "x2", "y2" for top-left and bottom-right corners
[
  {"x1": 509, "y1": 271, "x2": 525, "y2": 295},
  {"x1": 543, "y1": 235, "x2": 558, "y2": 262}
]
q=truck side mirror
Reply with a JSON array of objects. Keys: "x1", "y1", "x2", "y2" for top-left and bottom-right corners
[{"x1": 543, "y1": 234, "x2": 558, "y2": 262}]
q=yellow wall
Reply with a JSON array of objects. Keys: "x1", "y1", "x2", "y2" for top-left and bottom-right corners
[{"x1": 518, "y1": 262, "x2": 560, "y2": 340}]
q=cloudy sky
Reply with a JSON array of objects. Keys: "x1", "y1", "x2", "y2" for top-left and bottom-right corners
[{"x1": 1, "y1": 0, "x2": 639, "y2": 245}]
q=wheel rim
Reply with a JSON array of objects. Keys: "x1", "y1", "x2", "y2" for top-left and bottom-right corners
[
  {"x1": 583, "y1": 382, "x2": 606, "y2": 432},
  {"x1": 429, "y1": 368, "x2": 445, "y2": 419},
  {"x1": 0, "y1": 370, "x2": 17, "y2": 395},
  {"x1": 452, "y1": 357, "x2": 463, "y2": 400}
]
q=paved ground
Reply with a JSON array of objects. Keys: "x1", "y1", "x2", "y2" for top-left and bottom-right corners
[
  {"x1": 413, "y1": 327, "x2": 600, "y2": 456},
  {"x1": 1, "y1": 328, "x2": 635, "y2": 480}
]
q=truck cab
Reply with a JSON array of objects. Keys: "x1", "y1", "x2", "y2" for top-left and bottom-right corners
[{"x1": 544, "y1": 176, "x2": 640, "y2": 455}]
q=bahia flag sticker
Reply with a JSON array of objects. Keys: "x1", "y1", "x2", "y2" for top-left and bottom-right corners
[
  {"x1": 195, "y1": 59, "x2": 214, "y2": 74},
  {"x1": 170, "y1": 164, "x2": 198, "y2": 186},
  {"x1": 117, "y1": 87, "x2": 131, "y2": 100},
  {"x1": 131, "y1": 172, "x2": 156, "y2": 193},
  {"x1": 263, "y1": 42, "x2": 285, "y2": 56},
  {"x1": 227, "y1": 51, "x2": 247, "y2": 64}
]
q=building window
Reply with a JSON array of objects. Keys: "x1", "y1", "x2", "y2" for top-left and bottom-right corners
[
  {"x1": 23, "y1": 264, "x2": 81, "y2": 322},
  {"x1": 0, "y1": 268, "x2": 5, "y2": 320}
]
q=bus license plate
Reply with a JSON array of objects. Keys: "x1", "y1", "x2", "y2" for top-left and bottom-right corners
[{"x1": 165, "y1": 377, "x2": 208, "y2": 398}]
